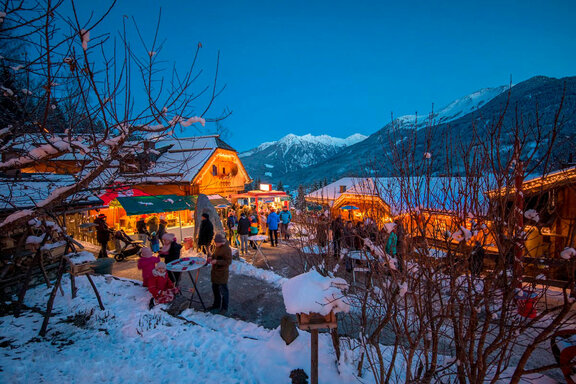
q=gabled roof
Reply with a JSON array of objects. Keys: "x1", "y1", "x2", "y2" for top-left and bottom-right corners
[
  {"x1": 119, "y1": 135, "x2": 241, "y2": 184},
  {"x1": 308, "y1": 176, "x2": 485, "y2": 215},
  {"x1": 306, "y1": 177, "x2": 371, "y2": 202}
]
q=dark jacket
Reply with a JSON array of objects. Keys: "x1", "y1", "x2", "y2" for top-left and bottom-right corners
[
  {"x1": 157, "y1": 222, "x2": 167, "y2": 239},
  {"x1": 136, "y1": 219, "x2": 148, "y2": 234},
  {"x1": 211, "y1": 242, "x2": 232, "y2": 284},
  {"x1": 227, "y1": 215, "x2": 238, "y2": 230},
  {"x1": 331, "y1": 218, "x2": 344, "y2": 240},
  {"x1": 198, "y1": 218, "x2": 214, "y2": 246},
  {"x1": 237, "y1": 216, "x2": 251, "y2": 235},
  {"x1": 165, "y1": 241, "x2": 182, "y2": 264},
  {"x1": 95, "y1": 217, "x2": 111, "y2": 244}
]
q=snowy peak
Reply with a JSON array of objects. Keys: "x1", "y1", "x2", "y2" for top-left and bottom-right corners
[
  {"x1": 396, "y1": 85, "x2": 508, "y2": 128},
  {"x1": 239, "y1": 132, "x2": 368, "y2": 182},
  {"x1": 239, "y1": 133, "x2": 367, "y2": 158}
]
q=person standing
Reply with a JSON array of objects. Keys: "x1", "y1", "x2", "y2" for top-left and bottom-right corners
[
  {"x1": 331, "y1": 215, "x2": 344, "y2": 258},
  {"x1": 137, "y1": 247, "x2": 160, "y2": 287},
  {"x1": 267, "y1": 208, "x2": 280, "y2": 247},
  {"x1": 160, "y1": 233, "x2": 182, "y2": 283},
  {"x1": 278, "y1": 206, "x2": 292, "y2": 241},
  {"x1": 94, "y1": 213, "x2": 112, "y2": 259},
  {"x1": 147, "y1": 215, "x2": 159, "y2": 238},
  {"x1": 386, "y1": 227, "x2": 398, "y2": 258},
  {"x1": 136, "y1": 216, "x2": 149, "y2": 247},
  {"x1": 226, "y1": 211, "x2": 238, "y2": 243},
  {"x1": 197, "y1": 213, "x2": 214, "y2": 255},
  {"x1": 470, "y1": 241, "x2": 485, "y2": 277},
  {"x1": 207, "y1": 233, "x2": 232, "y2": 314},
  {"x1": 237, "y1": 212, "x2": 251, "y2": 255}
]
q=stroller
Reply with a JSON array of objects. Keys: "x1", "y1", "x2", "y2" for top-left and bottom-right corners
[{"x1": 113, "y1": 229, "x2": 144, "y2": 262}]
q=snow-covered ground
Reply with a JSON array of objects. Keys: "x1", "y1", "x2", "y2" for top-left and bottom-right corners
[{"x1": 0, "y1": 260, "x2": 564, "y2": 383}]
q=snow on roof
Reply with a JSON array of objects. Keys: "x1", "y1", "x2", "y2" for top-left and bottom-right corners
[
  {"x1": 306, "y1": 177, "x2": 369, "y2": 202},
  {"x1": 308, "y1": 176, "x2": 491, "y2": 215},
  {"x1": 0, "y1": 174, "x2": 102, "y2": 212},
  {"x1": 282, "y1": 269, "x2": 349, "y2": 315},
  {"x1": 122, "y1": 135, "x2": 237, "y2": 183}
]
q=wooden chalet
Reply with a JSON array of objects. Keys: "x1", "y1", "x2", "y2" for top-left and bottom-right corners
[
  {"x1": 306, "y1": 178, "x2": 391, "y2": 222},
  {"x1": 117, "y1": 135, "x2": 251, "y2": 198},
  {"x1": 488, "y1": 167, "x2": 576, "y2": 280}
]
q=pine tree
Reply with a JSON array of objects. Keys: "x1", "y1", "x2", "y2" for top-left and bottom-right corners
[
  {"x1": 296, "y1": 185, "x2": 306, "y2": 210},
  {"x1": 277, "y1": 180, "x2": 284, "y2": 191}
]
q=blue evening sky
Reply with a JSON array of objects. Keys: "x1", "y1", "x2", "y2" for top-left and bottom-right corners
[{"x1": 70, "y1": 0, "x2": 575, "y2": 152}]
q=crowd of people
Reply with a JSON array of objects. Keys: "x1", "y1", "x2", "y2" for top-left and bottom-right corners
[{"x1": 221, "y1": 205, "x2": 293, "y2": 255}]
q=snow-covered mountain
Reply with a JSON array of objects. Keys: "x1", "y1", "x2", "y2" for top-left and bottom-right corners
[
  {"x1": 239, "y1": 133, "x2": 367, "y2": 184},
  {"x1": 277, "y1": 76, "x2": 576, "y2": 187},
  {"x1": 393, "y1": 85, "x2": 508, "y2": 130}
]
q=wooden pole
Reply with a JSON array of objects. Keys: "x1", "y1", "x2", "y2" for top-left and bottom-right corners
[{"x1": 311, "y1": 329, "x2": 319, "y2": 384}]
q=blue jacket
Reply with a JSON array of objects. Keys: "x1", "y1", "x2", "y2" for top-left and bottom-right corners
[
  {"x1": 278, "y1": 210, "x2": 292, "y2": 224},
  {"x1": 267, "y1": 212, "x2": 280, "y2": 230}
]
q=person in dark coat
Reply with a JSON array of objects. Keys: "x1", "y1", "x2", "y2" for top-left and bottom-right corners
[
  {"x1": 136, "y1": 216, "x2": 149, "y2": 247},
  {"x1": 331, "y1": 216, "x2": 344, "y2": 258},
  {"x1": 237, "y1": 213, "x2": 251, "y2": 255},
  {"x1": 226, "y1": 211, "x2": 238, "y2": 243},
  {"x1": 160, "y1": 233, "x2": 182, "y2": 283},
  {"x1": 198, "y1": 213, "x2": 214, "y2": 255},
  {"x1": 94, "y1": 213, "x2": 112, "y2": 259},
  {"x1": 470, "y1": 241, "x2": 485, "y2": 277},
  {"x1": 207, "y1": 233, "x2": 232, "y2": 314}
]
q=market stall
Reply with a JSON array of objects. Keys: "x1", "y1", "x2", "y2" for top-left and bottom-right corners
[{"x1": 231, "y1": 185, "x2": 290, "y2": 212}]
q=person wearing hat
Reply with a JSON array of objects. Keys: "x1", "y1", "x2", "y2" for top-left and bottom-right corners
[
  {"x1": 197, "y1": 212, "x2": 214, "y2": 255},
  {"x1": 207, "y1": 233, "x2": 232, "y2": 314},
  {"x1": 94, "y1": 213, "x2": 113, "y2": 259},
  {"x1": 138, "y1": 247, "x2": 160, "y2": 287},
  {"x1": 159, "y1": 233, "x2": 182, "y2": 283},
  {"x1": 147, "y1": 261, "x2": 179, "y2": 309}
]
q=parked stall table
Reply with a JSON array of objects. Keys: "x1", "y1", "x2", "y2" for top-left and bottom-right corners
[
  {"x1": 247, "y1": 235, "x2": 271, "y2": 269},
  {"x1": 166, "y1": 256, "x2": 208, "y2": 310},
  {"x1": 346, "y1": 250, "x2": 376, "y2": 284}
]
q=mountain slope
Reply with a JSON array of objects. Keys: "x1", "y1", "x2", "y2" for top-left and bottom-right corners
[
  {"x1": 278, "y1": 76, "x2": 576, "y2": 186},
  {"x1": 239, "y1": 133, "x2": 366, "y2": 184}
]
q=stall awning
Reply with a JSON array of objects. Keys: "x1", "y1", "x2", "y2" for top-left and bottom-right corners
[
  {"x1": 116, "y1": 194, "x2": 196, "y2": 216},
  {"x1": 206, "y1": 194, "x2": 232, "y2": 208}
]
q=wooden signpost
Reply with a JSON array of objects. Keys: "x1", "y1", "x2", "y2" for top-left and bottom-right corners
[{"x1": 296, "y1": 311, "x2": 338, "y2": 384}]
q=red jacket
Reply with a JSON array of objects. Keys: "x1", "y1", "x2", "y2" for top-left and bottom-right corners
[
  {"x1": 137, "y1": 255, "x2": 160, "y2": 287},
  {"x1": 148, "y1": 273, "x2": 175, "y2": 299}
]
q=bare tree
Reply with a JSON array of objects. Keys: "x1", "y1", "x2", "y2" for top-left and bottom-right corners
[{"x1": 0, "y1": 0, "x2": 227, "y2": 331}]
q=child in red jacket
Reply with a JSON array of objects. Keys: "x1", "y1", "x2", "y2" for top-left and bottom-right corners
[
  {"x1": 148, "y1": 262, "x2": 179, "y2": 309},
  {"x1": 137, "y1": 247, "x2": 160, "y2": 287}
]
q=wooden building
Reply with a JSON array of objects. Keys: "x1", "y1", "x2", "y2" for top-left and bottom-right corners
[
  {"x1": 117, "y1": 135, "x2": 251, "y2": 198},
  {"x1": 306, "y1": 178, "x2": 391, "y2": 222},
  {"x1": 487, "y1": 167, "x2": 576, "y2": 279}
]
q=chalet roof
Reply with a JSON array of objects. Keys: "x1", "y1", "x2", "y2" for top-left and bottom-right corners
[
  {"x1": 306, "y1": 177, "x2": 369, "y2": 202},
  {"x1": 521, "y1": 166, "x2": 576, "y2": 194},
  {"x1": 0, "y1": 173, "x2": 103, "y2": 213},
  {"x1": 307, "y1": 176, "x2": 485, "y2": 215},
  {"x1": 109, "y1": 135, "x2": 241, "y2": 185}
]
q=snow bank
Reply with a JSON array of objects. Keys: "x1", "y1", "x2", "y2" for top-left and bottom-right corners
[{"x1": 282, "y1": 269, "x2": 349, "y2": 315}]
